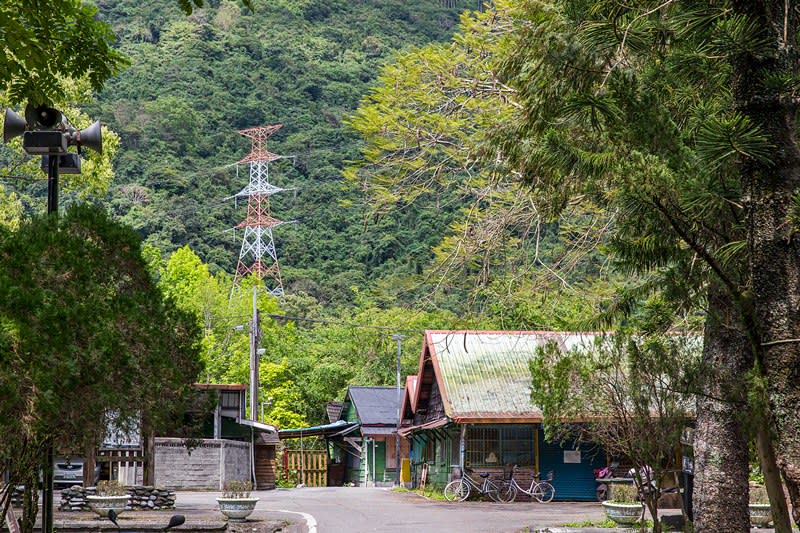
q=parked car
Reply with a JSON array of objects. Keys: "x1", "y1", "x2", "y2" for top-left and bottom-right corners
[{"x1": 53, "y1": 457, "x2": 100, "y2": 488}]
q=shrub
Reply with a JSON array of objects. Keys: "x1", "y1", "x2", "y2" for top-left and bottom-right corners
[
  {"x1": 96, "y1": 480, "x2": 127, "y2": 497},
  {"x1": 222, "y1": 480, "x2": 252, "y2": 498},
  {"x1": 609, "y1": 483, "x2": 639, "y2": 504}
]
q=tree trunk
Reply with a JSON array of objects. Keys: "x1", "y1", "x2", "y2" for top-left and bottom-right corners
[
  {"x1": 756, "y1": 423, "x2": 792, "y2": 533},
  {"x1": 693, "y1": 283, "x2": 751, "y2": 532},
  {"x1": 731, "y1": 1, "x2": 800, "y2": 526},
  {"x1": 83, "y1": 446, "x2": 96, "y2": 487},
  {"x1": 20, "y1": 469, "x2": 36, "y2": 533},
  {"x1": 142, "y1": 421, "x2": 155, "y2": 486}
]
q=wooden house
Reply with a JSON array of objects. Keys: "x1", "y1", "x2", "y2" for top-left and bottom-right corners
[
  {"x1": 280, "y1": 386, "x2": 408, "y2": 487},
  {"x1": 399, "y1": 330, "x2": 606, "y2": 501},
  {"x1": 337, "y1": 386, "x2": 409, "y2": 486}
]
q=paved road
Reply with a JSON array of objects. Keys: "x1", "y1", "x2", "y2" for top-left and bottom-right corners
[{"x1": 176, "y1": 488, "x2": 607, "y2": 533}]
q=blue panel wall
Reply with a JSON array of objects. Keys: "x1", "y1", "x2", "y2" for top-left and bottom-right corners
[{"x1": 538, "y1": 428, "x2": 605, "y2": 501}]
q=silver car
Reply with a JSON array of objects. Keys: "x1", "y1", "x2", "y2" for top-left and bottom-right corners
[{"x1": 53, "y1": 457, "x2": 100, "y2": 488}]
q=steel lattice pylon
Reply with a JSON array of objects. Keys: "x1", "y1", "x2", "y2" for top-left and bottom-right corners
[{"x1": 231, "y1": 124, "x2": 288, "y2": 295}]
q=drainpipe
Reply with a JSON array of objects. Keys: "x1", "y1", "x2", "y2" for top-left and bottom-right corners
[{"x1": 459, "y1": 424, "x2": 467, "y2": 476}]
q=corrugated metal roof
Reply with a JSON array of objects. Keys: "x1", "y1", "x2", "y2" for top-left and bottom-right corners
[
  {"x1": 278, "y1": 419, "x2": 359, "y2": 439},
  {"x1": 348, "y1": 386, "x2": 403, "y2": 426},
  {"x1": 427, "y1": 331, "x2": 599, "y2": 421}
]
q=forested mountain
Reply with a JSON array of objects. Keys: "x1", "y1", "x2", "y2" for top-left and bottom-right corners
[{"x1": 87, "y1": 0, "x2": 475, "y2": 307}]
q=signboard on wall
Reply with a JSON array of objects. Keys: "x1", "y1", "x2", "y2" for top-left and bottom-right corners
[{"x1": 563, "y1": 450, "x2": 581, "y2": 464}]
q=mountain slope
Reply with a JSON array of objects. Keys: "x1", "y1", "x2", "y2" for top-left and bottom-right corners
[{"x1": 89, "y1": 0, "x2": 473, "y2": 306}]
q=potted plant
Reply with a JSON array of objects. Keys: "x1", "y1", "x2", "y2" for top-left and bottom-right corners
[
  {"x1": 216, "y1": 480, "x2": 258, "y2": 522},
  {"x1": 749, "y1": 484, "x2": 773, "y2": 528},
  {"x1": 601, "y1": 483, "x2": 643, "y2": 525},
  {"x1": 87, "y1": 480, "x2": 130, "y2": 518}
]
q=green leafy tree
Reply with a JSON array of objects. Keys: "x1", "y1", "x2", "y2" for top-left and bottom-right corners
[
  {"x1": 0, "y1": 0, "x2": 126, "y2": 104},
  {"x1": 0, "y1": 205, "x2": 202, "y2": 533},
  {"x1": 493, "y1": 1, "x2": 800, "y2": 529},
  {"x1": 347, "y1": 2, "x2": 792, "y2": 530},
  {"x1": 531, "y1": 335, "x2": 698, "y2": 533}
]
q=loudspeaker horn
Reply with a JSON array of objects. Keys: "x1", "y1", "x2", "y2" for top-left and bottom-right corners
[
  {"x1": 3, "y1": 108, "x2": 27, "y2": 144},
  {"x1": 77, "y1": 121, "x2": 102, "y2": 154}
]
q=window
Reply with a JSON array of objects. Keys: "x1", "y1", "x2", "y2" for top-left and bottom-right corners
[
  {"x1": 465, "y1": 426, "x2": 499, "y2": 467},
  {"x1": 501, "y1": 426, "x2": 535, "y2": 466},
  {"x1": 220, "y1": 391, "x2": 240, "y2": 410},
  {"x1": 465, "y1": 425, "x2": 534, "y2": 467}
]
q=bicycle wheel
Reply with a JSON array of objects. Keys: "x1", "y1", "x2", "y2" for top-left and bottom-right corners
[
  {"x1": 484, "y1": 479, "x2": 503, "y2": 502},
  {"x1": 444, "y1": 479, "x2": 470, "y2": 502},
  {"x1": 534, "y1": 481, "x2": 555, "y2": 503},
  {"x1": 495, "y1": 481, "x2": 517, "y2": 503}
]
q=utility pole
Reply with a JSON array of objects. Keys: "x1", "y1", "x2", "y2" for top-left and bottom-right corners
[
  {"x1": 392, "y1": 334, "x2": 405, "y2": 487},
  {"x1": 249, "y1": 285, "x2": 260, "y2": 421}
]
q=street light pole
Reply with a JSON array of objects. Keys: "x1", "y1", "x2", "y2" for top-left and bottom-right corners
[
  {"x1": 3, "y1": 104, "x2": 102, "y2": 533},
  {"x1": 41, "y1": 148, "x2": 60, "y2": 533},
  {"x1": 392, "y1": 334, "x2": 405, "y2": 487}
]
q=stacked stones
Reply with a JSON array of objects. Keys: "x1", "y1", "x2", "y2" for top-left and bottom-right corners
[
  {"x1": 58, "y1": 486, "x2": 176, "y2": 511},
  {"x1": 58, "y1": 486, "x2": 96, "y2": 511},
  {"x1": 128, "y1": 486, "x2": 176, "y2": 510}
]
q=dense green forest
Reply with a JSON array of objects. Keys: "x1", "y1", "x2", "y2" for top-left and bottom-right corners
[
  {"x1": 7, "y1": 1, "x2": 800, "y2": 528},
  {"x1": 86, "y1": 0, "x2": 480, "y2": 308},
  {"x1": 0, "y1": 0, "x2": 609, "y2": 430}
]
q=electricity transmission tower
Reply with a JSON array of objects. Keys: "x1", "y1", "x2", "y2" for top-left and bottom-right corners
[{"x1": 230, "y1": 124, "x2": 291, "y2": 295}]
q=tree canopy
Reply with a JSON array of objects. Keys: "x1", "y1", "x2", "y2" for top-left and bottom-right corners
[
  {"x1": 0, "y1": 0, "x2": 126, "y2": 105},
  {"x1": 0, "y1": 205, "x2": 202, "y2": 532}
]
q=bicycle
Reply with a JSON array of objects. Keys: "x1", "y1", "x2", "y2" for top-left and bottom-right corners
[
  {"x1": 507, "y1": 465, "x2": 556, "y2": 503},
  {"x1": 444, "y1": 468, "x2": 516, "y2": 503}
]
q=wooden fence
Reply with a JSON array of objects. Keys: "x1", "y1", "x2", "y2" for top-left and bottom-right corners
[
  {"x1": 97, "y1": 448, "x2": 143, "y2": 485},
  {"x1": 283, "y1": 449, "x2": 327, "y2": 487}
]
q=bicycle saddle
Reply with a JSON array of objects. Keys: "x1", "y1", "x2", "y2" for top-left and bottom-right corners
[{"x1": 479, "y1": 472, "x2": 490, "y2": 478}]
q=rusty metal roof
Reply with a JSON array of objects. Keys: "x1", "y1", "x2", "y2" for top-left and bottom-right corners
[{"x1": 425, "y1": 331, "x2": 599, "y2": 422}]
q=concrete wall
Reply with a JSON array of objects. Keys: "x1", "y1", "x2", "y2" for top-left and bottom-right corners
[{"x1": 154, "y1": 438, "x2": 251, "y2": 490}]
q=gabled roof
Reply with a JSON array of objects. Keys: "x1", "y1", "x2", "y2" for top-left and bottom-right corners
[
  {"x1": 401, "y1": 376, "x2": 417, "y2": 420},
  {"x1": 326, "y1": 401, "x2": 345, "y2": 423},
  {"x1": 417, "y1": 330, "x2": 599, "y2": 423},
  {"x1": 347, "y1": 386, "x2": 403, "y2": 426}
]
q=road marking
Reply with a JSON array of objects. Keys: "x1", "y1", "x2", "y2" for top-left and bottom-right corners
[{"x1": 276, "y1": 509, "x2": 317, "y2": 533}]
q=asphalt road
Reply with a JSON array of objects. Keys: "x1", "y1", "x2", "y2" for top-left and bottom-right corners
[{"x1": 176, "y1": 487, "x2": 607, "y2": 533}]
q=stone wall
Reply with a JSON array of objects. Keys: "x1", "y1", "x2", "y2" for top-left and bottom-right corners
[
  {"x1": 58, "y1": 486, "x2": 176, "y2": 511},
  {"x1": 154, "y1": 438, "x2": 251, "y2": 490}
]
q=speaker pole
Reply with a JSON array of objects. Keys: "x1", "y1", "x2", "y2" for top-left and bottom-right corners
[{"x1": 47, "y1": 152, "x2": 59, "y2": 215}]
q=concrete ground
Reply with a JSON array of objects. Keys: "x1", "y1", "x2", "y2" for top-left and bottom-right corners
[{"x1": 27, "y1": 487, "x2": 797, "y2": 533}]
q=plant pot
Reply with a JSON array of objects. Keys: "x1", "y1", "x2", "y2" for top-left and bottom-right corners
[
  {"x1": 216, "y1": 497, "x2": 259, "y2": 522},
  {"x1": 86, "y1": 495, "x2": 130, "y2": 518},
  {"x1": 601, "y1": 501, "x2": 644, "y2": 525},
  {"x1": 749, "y1": 503, "x2": 773, "y2": 528}
]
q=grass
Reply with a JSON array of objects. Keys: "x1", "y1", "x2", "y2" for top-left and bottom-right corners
[
  {"x1": 561, "y1": 518, "x2": 618, "y2": 528},
  {"x1": 392, "y1": 486, "x2": 447, "y2": 501},
  {"x1": 561, "y1": 518, "x2": 657, "y2": 529}
]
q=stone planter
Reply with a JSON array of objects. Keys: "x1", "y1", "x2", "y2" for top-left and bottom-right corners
[
  {"x1": 216, "y1": 497, "x2": 259, "y2": 522},
  {"x1": 749, "y1": 503, "x2": 773, "y2": 528},
  {"x1": 86, "y1": 495, "x2": 130, "y2": 518},
  {"x1": 601, "y1": 501, "x2": 644, "y2": 525}
]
